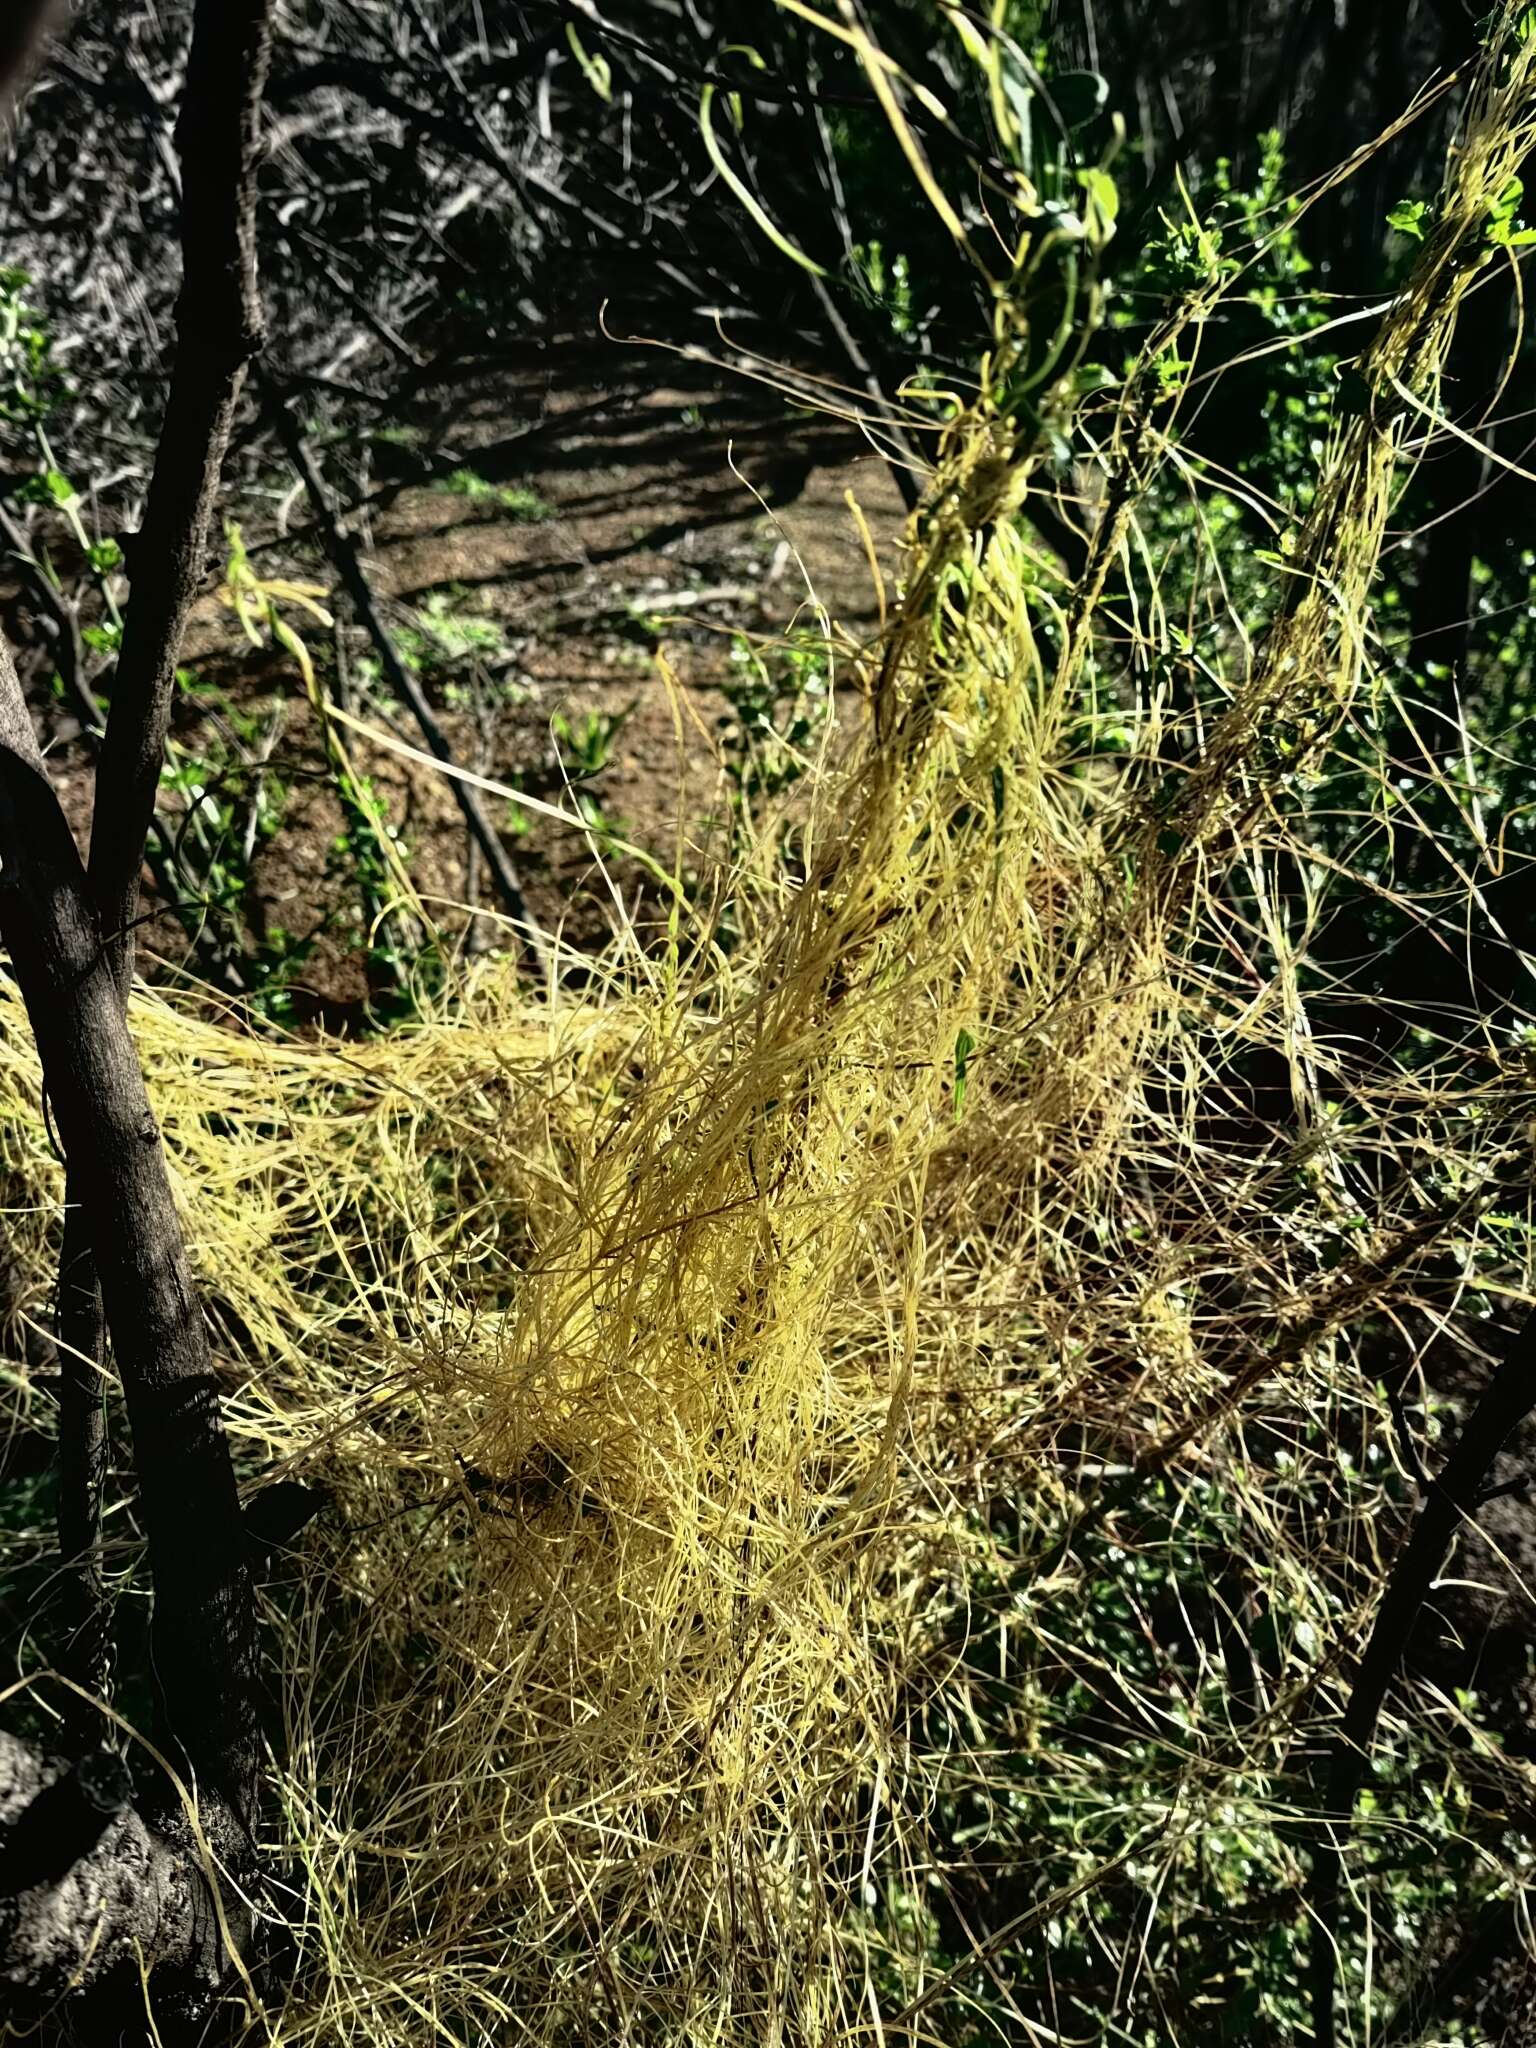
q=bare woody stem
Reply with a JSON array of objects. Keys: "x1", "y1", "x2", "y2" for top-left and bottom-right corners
[
  {"x1": 261, "y1": 376, "x2": 549, "y2": 969},
  {"x1": 52, "y1": 0, "x2": 275, "y2": 1722},
  {"x1": 0, "y1": 652, "x2": 258, "y2": 1814},
  {"x1": 89, "y1": 0, "x2": 273, "y2": 994},
  {"x1": 1307, "y1": 1304, "x2": 1536, "y2": 2048}
]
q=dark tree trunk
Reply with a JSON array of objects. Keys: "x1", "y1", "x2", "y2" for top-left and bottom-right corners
[
  {"x1": 0, "y1": 0, "x2": 278, "y2": 2027},
  {"x1": 0, "y1": 1731, "x2": 251, "y2": 2028},
  {"x1": 0, "y1": 642, "x2": 260, "y2": 2022},
  {"x1": 52, "y1": 0, "x2": 275, "y2": 1725},
  {"x1": 0, "y1": 650, "x2": 258, "y2": 1811}
]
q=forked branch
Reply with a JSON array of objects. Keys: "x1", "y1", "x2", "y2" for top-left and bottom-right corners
[
  {"x1": 0, "y1": 640, "x2": 259, "y2": 2013},
  {"x1": 52, "y1": 0, "x2": 275, "y2": 1727}
]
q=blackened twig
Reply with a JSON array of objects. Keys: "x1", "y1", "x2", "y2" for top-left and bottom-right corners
[
  {"x1": 1307, "y1": 1303, "x2": 1536, "y2": 2048},
  {"x1": 262, "y1": 373, "x2": 549, "y2": 973}
]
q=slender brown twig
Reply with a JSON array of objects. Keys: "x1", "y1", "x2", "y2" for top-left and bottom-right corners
[{"x1": 1307, "y1": 1301, "x2": 1536, "y2": 2048}]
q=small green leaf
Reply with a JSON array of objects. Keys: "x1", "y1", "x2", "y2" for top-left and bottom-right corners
[
  {"x1": 1386, "y1": 198, "x2": 1426, "y2": 240},
  {"x1": 1069, "y1": 361, "x2": 1120, "y2": 398},
  {"x1": 953, "y1": 1028, "x2": 977, "y2": 1119},
  {"x1": 1076, "y1": 166, "x2": 1119, "y2": 245}
]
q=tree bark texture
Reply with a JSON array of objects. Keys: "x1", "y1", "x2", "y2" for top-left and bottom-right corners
[
  {"x1": 89, "y1": 0, "x2": 273, "y2": 996},
  {"x1": 0, "y1": 655, "x2": 260, "y2": 2025},
  {"x1": 0, "y1": 647, "x2": 258, "y2": 1810},
  {"x1": 53, "y1": 0, "x2": 275, "y2": 1725},
  {"x1": 0, "y1": 1730, "x2": 250, "y2": 2028}
]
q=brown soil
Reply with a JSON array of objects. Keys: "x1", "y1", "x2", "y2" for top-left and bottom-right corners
[{"x1": 42, "y1": 336, "x2": 908, "y2": 1021}]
